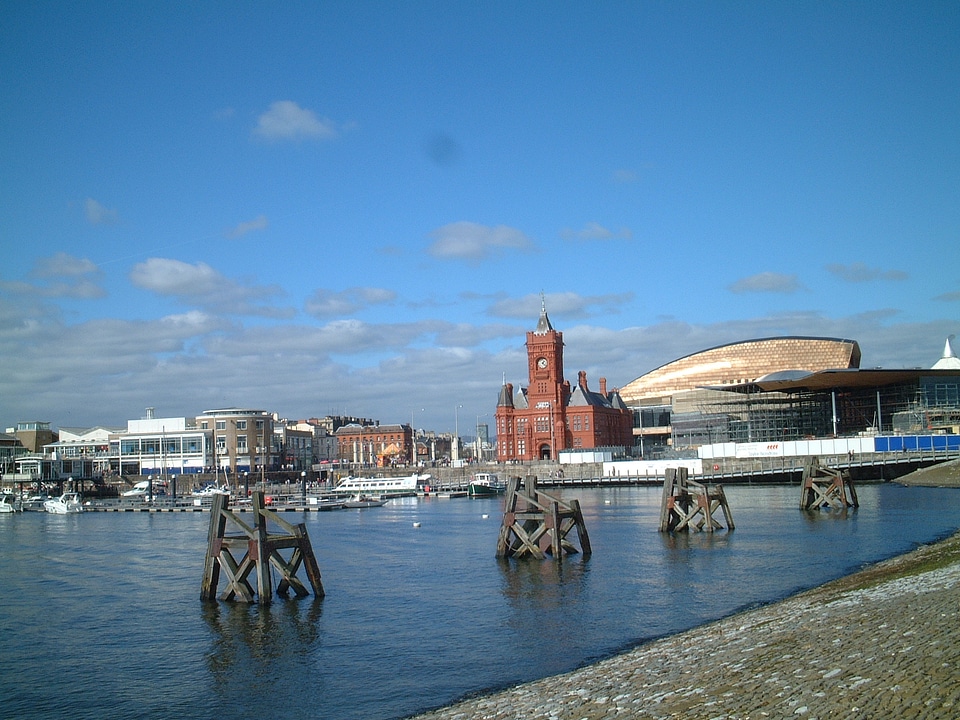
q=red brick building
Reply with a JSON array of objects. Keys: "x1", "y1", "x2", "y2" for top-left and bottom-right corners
[
  {"x1": 495, "y1": 300, "x2": 633, "y2": 461},
  {"x1": 335, "y1": 422, "x2": 414, "y2": 467}
]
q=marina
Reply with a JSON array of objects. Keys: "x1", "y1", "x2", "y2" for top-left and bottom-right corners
[{"x1": 3, "y1": 482, "x2": 960, "y2": 720}]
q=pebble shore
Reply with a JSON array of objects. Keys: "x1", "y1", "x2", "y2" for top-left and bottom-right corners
[{"x1": 411, "y1": 520, "x2": 960, "y2": 719}]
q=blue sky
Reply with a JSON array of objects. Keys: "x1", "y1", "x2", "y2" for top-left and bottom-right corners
[{"x1": 2, "y1": 1, "x2": 958, "y2": 434}]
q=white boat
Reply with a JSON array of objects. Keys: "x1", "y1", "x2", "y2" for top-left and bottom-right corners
[
  {"x1": 0, "y1": 492, "x2": 21, "y2": 513},
  {"x1": 44, "y1": 492, "x2": 84, "y2": 514},
  {"x1": 122, "y1": 480, "x2": 150, "y2": 497},
  {"x1": 191, "y1": 484, "x2": 230, "y2": 498},
  {"x1": 343, "y1": 493, "x2": 388, "y2": 508},
  {"x1": 335, "y1": 473, "x2": 429, "y2": 495}
]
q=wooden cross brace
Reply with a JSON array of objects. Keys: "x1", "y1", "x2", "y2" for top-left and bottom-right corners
[
  {"x1": 201, "y1": 492, "x2": 325, "y2": 603},
  {"x1": 659, "y1": 467, "x2": 734, "y2": 533},
  {"x1": 799, "y1": 458, "x2": 858, "y2": 511},
  {"x1": 496, "y1": 476, "x2": 591, "y2": 559}
]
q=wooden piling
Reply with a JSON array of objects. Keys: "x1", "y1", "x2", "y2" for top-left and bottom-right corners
[
  {"x1": 799, "y1": 457, "x2": 858, "y2": 511},
  {"x1": 658, "y1": 466, "x2": 734, "y2": 532},
  {"x1": 200, "y1": 490, "x2": 324, "y2": 603},
  {"x1": 496, "y1": 476, "x2": 591, "y2": 559}
]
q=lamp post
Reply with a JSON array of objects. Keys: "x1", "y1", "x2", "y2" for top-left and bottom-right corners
[{"x1": 301, "y1": 470, "x2": 307, "y2": 504}]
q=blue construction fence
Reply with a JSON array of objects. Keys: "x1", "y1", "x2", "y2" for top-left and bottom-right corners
[{"x1": 874, "y1": 434, "x2": 960, "y2": 452}]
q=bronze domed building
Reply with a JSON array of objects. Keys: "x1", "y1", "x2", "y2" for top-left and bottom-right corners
[
  {"x1": 620, "y1": 337, "x2": 861, "y2": 404},
  {"x1": 620, "y1": 336, "x2": 960, "y2": 453}
]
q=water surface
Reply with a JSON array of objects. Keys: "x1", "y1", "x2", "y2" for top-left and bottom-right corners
[{"x1": 1, "y1": 483, "x2": 958, "y2": 720}]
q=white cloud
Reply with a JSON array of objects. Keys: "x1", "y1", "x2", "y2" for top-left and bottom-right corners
[
  {"x1": 84, "y1": 197, "x2": 118, "y2": 225},
  {"x1": 129, "y1": 257, "x2": 291, "y2": 318},
  {"x1": 561, "y1": 222, "x2": 632, "y2": 241},
  {"x1": 488, "y1": 291, "x2": 633, "y2": 320},
  {"x1": 33, "y1": 252, "x2": 99, "y2": 278},
  {"x1": 0, "y1": 252, "x2": 106, "y2": 299},
  {"x1": 254, "y1": 100, "x2": 337, "y2": 141},
  {"x1": 825, "y1": 262, "x2": 908, "y2": 283},
  {"x1": 226, "y1": 214, "x2": 269, "y2": 239},
  {"x1": 130, "y1": 258, "x2": 221, "y2": 296},
  {"x1": 1, "y1": 286, "x2": 956, "y2": 434},
  {"x1": 304, "y1": 287, "x2": 397, "y2": 318},
  {"x1": 427, "y1": 222, "x2": 536, "y2": 262},
  {"x1": 728, "y1": 272, "x2": 804, "y2": 294}
]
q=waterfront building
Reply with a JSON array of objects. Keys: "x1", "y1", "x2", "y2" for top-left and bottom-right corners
[
  {"x1": 285, "y1": 418, "x2": 338, "y2": 465},
  {"x1": 620, "y1": 336, "x2": 960, "y2": 452},
  {"x1": 274, "y1": 422, "x2": 314, "y2": 471},
  {"x1": 46, "y1": 426, "x2": 123, "y2": 478},
  {"x1": 116, "y1": 415, "x2": 212, "y2": 476},
  {"x1": 495, "y1": 300, "x2": 633, "y2": 461},
  {"x1": 0, "y1": 432, "x2": 26, "y2": 477},
  {"x1": 335, "y1": 422, "x2": 414, "y2": 467},
  {"x1": 195, "y1": 408, "x2": 275, "y2": 475},
  {"x1": 9, "y1": 421, "x2": 57, "y2": 453}
]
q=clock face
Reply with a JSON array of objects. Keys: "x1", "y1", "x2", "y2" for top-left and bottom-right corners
[{"x1": 537, "y1": 357, "x2": 548, "y2": 369}]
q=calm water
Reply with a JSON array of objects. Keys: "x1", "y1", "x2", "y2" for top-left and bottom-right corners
[{"x1": 2, "y1": 484, "x2": 960, "y2": 720}]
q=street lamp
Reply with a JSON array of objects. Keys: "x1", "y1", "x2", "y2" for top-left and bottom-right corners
[{"x1": 301, "y1": 470, "x2": 307, "y2": 504}]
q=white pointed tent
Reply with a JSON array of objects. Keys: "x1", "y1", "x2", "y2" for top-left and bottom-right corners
[{"x1": 933, "y1": 336, "x2": 960, "y2": 370}]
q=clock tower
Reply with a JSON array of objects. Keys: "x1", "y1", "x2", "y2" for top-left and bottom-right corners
[
  {"x1": 525, "y1": 296, "x2": 565, "y2": 408},
  {"x1": 496, "y1": 295, "x2": 633, "y2": 462}
]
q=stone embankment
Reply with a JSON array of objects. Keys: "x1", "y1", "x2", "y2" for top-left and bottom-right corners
[
  {"x1": 411, "y1": 527, "x2": 960, "y2": 720},
  {"x1": 897, "y1": 458, "x2": 960, "y2": 488}
]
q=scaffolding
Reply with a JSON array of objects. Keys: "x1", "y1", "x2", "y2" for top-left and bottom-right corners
[{"x1": 669, "y1": 377, "x2": 960, "y2": 449}]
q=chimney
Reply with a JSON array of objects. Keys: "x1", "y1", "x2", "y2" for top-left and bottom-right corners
[
  {"x1": 599, "y1": 377, "x2": 607, "y2": 396},
  {"x1": 578, "y1": 370, "x2": 588, "y2": 389}
]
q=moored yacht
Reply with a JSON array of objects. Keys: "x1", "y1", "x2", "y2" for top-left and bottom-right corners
[
  {"x1": 44, "y1": 492, "x2": 84, "y2": 514},
  {"x1": 0, "y1": 492, "x2": 21, "y2": 513}
]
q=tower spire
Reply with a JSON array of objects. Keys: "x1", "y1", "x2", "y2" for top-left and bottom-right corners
[{"x1": 534, "y1": 291, "x2": 553, "y2": 335}]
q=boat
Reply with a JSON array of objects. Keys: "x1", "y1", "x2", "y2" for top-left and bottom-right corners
[
  {"x1": 316, "y1": 497, "x2": 345, "y2": 510},
  {"x1": 343, "y1": 493, "x2": 388, "y2": 508},
  {"x1": 0, "y1": 492, "x2": 21, "y2": 513},
  {"x1": 191, "y1": 484, "x2": 230, "y2": 498},
  {"x1": 44, "y1": 492, "x2": 84, "y2": 514},
  {"x1": 468, "y1": 472, "x2": 505, "y2": 497},
  {"x1": 335, "y1": 473, "x2": 429, "y2": 495},
  {"x1": 21, "y1": 494, "x2": 50, "y2": 512},
  {"x1": 122, "y1": 480, "x2": 150, "y2": 497}
]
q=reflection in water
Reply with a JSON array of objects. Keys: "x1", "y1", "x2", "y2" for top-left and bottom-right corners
[
  {"x1": 497, "y1": 555, "x2": 590, "y2": 608},
  {"x1": 203, "y1": 598, "x2": 324, "y2": 709},
  {"x1": 496, "y1": 557, "x2": 593, "y2": 676},
  {"x1": 658, "y1": 530, "x2": 733, "y2": 552},
  {"x1": 802, "y1": 506, "x2": 856, "y2": 523}
]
